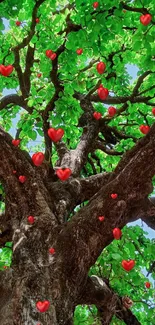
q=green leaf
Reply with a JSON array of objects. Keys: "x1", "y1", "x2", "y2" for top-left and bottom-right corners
[{"x1": 27, "y1": 130, "x2": 37, "y2": 140}]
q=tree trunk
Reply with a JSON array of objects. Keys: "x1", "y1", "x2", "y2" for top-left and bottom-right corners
[{"x1": 0, "y1": 211, "x2": 75, "y2": 325}]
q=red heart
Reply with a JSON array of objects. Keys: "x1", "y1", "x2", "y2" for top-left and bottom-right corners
[
  {"x1": 113, "y1": 228, "x2": 122, "y2": 240},
  {"x1": 98, "y1": 216, "x2": 105, "y2": 222},
  {"x1": 12, "y1": 170, "x2": 17, "y2": 174},
  {"x1": 76, "y1": 48, "x2": 83, "y2": 55},
  {"x1": 140, "y1": 14, "x2": 152, "y2": 26},
  {"x1": 19, "y1": 175, "x2": 27, "y2": 183},
  {"x1": 32, "y1": 152, "x2": 44, "y2": 166},
  {"x1": 50, "y1": 53, "x2": 57, "y2": 60},
  {"x1": 93, "y1": 2, "x2": 99, "y2": 8},
  {"x1": 98, "y1": 87, "x2": 109, "y2": 100},
  {"x1": 56, "y1": 168, "x2": 72, "y2": 181},
  {"x1": 93, "y1": 112, "x2": 102, "y2": 120},
  {"x1": 36, "y1": 300, "x2": 50, "y2": 313},
  {"x1": 108, "y1": 106, "x2": 117, "y2": 117},
  {"x1": 152, "y1": 107, "x2": 155, "y2": 116},
  {"x1": 36, "y1": 18, "x2": 40, "y2": 23},
  {"x1": 121, "y1": 260, "x2": 135, "y2": 271},
  {"x1": 37, "y1": 73, "x2": 42, "y2": 78},
  {"x1": 139, "y1": 125, "x2": 150, "y2": 134},
  {"x1": 111, "y1": 193, "x2": 117, "y2": 199},
  {"x1": 0, "y1": 65, "x2": 14, "y2": 76},
  {"x1": 49, "y1": 247, "x2": 55, "y2": 254},
  {"x1": 16, "y1": 21, "x2": 21, "y2": 26},
  {"x1": 45, "y1": 50, "x2": 53, "y2": 57},
  {"x1": 145, "y1": 282, "x2": 151, "y2": 288},
  {"x1": 12, "y1": 139, "x2": 20, "y2": 146},
  {"x1": 48, "y1": 128, "x2": 64, "y2": 142},
  {"x1": 96, "y1": 62, "x2": 106, "y2": 74},
  {"x1": 27, "y1": 216, "x2": 35, "y2": 224}
]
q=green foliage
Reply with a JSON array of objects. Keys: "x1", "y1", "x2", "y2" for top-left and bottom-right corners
[{"x1": 0, "y1": 243, "x2": 12, "y2": 270}]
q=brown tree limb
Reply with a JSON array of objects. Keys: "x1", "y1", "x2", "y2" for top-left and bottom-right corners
[
  {"x1": 94, "y1": 140, "x2": 123, "y2": 155},
  {"x1": 55, "y1": 124, "x2": 155, "y2": 281},
  {"x1": 23, "y1": 45, "x2": 35, "y2": 96},
  {"x1": 78, "y1": 276, "x2": 141, "y2": 325},
  {"x1": 55, "y1": 100, "x2": 99, "y2": 176},
  {"x1": 132, "y1": 71, "x2": 152, "y2": 97},
  {"x1": 0, "y1": 94, "x2": 31, "y2": 112},
  {"x1": 121, "y1": 2, "x2": 149, "y2": 14},
  {"x1": 0, "y1": 127, "x2": 56, "y2": 231}
]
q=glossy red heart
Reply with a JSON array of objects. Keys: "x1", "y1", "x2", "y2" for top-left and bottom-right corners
[
  {"x1": 48, "y1": 128, "x2": 64, "y2": 142},
  {"x1": 56, "y1": 168, "x2": 72, "y2": 181},
  {"x1": 50, "y1": 53, "x2": 57, "y2": 60},
  {"x1": 98, "y1": 216, "x2": 105, "y2": 222},
  {"x1": 139, "y1": 125, "x2": 150, "y2": 134},
  {"x1": 0, "y1": 65, "x2": 14, "y2": 76},
  {"x1": 93, "y1": 1, "x2": 99, "y2": 8},
  {"x1": 121, "y1": 260, "x2": 135, "y2": 271},
  {"x1": 36, "y1": 18, "x2": 40, "y2": 23},
  {"x1": 111, "y1": 193, "x2": 117, "y2": 199},
  {"x1": 145, "y1": 282, "x2": 151, "y2": 288},
  {"x1": 37, "y1": 73, "x2": 42, "y2": 78},
  {"x1": 113, "y1": 228, "x2": 122, "y2": 240},
  {"x1": 140, "y1": 14, "x2": 152, "y2": 26},
  {"x1": 32, "y1": 152, "x2": 44, "y2": 166},
  {"x1": 12, "y1": 139, "x2": 20, "y2": 146},
  {"x1": 19, "y1": 176, "x2": 27, "y2": 183},
  {"x1": 12, "y1": 170, "x2": 17, "y2": 174},
  {"x1": 152, "y1": 107, "x2": 155, "y2": 116},
  {"x1": 93, "y1": 112, "x2": 102, "y2": 120},
  {"x1": 36, "y1": 300, "x2": 50, "y2": 313},
  {"x1": 16, "y1": 21, "x2": 21, "y2": 26},
  {"x1": 49, "y1": 247, "x2": 55, "y2": 254},
  {"x1": 96, "y1": 62, "x2": 106, "y2": 74},
  {"x1": 98, "y1": 87, "x2": 109, "y2": 100},
  {"x1": 27, "y1": 216, "x2": 35, "y2": 224},
  {"x1": 45, "y1": 50, "x2": 53, "y2": 57},
  {"x1": 108, "y1": 106, "x2": 117, "y2": 117},
  {"x1": 76, "y1": 48, "x2": 83, "y2": 55}
]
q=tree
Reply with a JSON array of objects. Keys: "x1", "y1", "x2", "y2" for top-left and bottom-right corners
[{"x1": 0, "y1": 0, "x2": 155, "y2": 324}]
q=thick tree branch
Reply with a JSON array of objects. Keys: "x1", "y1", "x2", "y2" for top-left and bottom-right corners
[
  {"x1": 135, "y1": 197, "x2": 155, "y2": 230},
  {"x1": 121, "y1": 2, "x2": 149, "y2": 14},
  {"x1": 55, "y1": 124, "x2": 155, "y2": 280},
  {"x1": 0, "y1": 127, "x2": 56, "y2": 232},
  {"x1": 78, "y1": 276, "x2": 141, "y2": 325},
  {"x1": 94, "y1": 140, "x2": 123, "y2": 155},
  {"x1": 0, "y1": 94, "x2": 32, "y2": 113},
  {"x1": 23, "y1": 45, "x2": 35, "y2": 96},
  {"x1": 56, "y1": 99, "x2": 99, "y2": 176},
  {"x1": 132, "y1": 71, "x2": 152, "y2": 97},
  {"x1": 74, "y1": 91, "x2": 154, "y2": 105}
]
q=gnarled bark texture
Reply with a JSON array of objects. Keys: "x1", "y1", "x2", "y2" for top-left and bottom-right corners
[{"x1": 1, "y1": 122, "x2": 155, "y2": 324}]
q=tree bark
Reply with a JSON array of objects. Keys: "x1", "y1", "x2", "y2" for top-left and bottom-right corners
[{"x1": 1, "y1": 122, "x2": 155, "y2": 324}]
